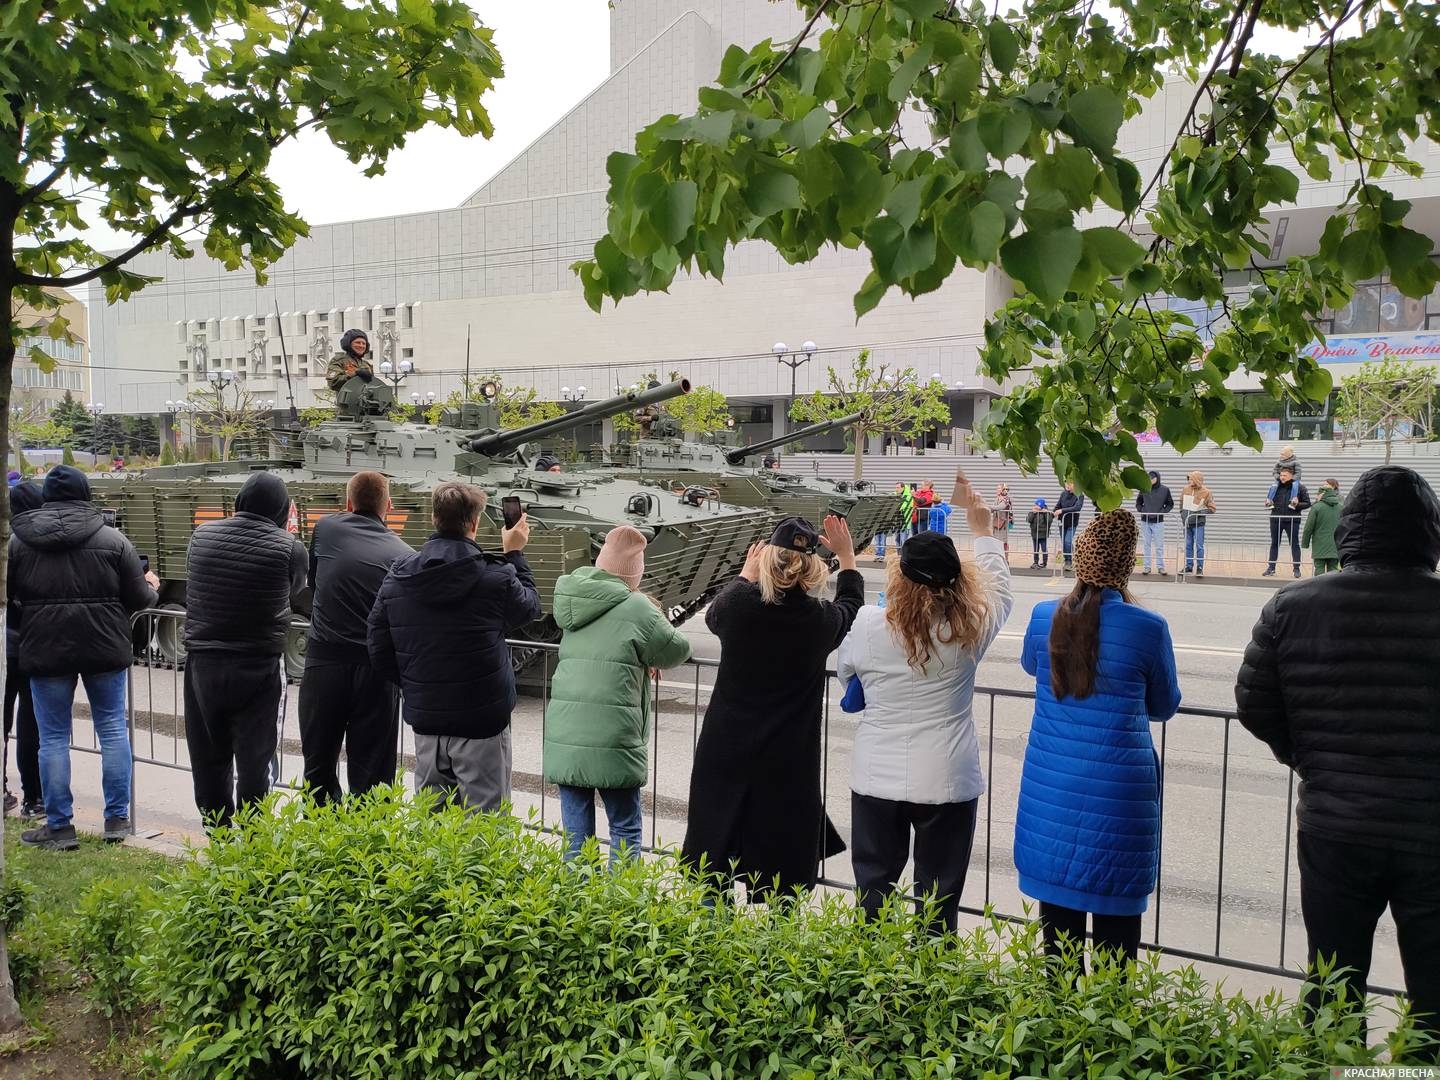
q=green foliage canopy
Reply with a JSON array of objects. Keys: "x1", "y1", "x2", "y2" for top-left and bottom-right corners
[
  {"x1": 667, "y1": 383, "x2": 734, "y2": 435},
  {"x1": 574, "y1": 0, "x2": 1440, "y2": 507}
]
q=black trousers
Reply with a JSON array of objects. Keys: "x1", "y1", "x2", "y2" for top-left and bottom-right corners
[
  {"x1": 1038, "y1": 902, "x2": 1142, "y2": 969},
  {"x1": 1268, "y1": 516, "x2": 1301, "y2": 571},
  {"x1": 298, "y1": 658, "x2": 400, "y2": 804},
  {"x1": 3, "y1": 660, "x2": 40, "y2": 805},
  {"x1": 1299, "y1": 831, "x2": 1440, "y2": 1054},
  {"x1": 851, "y1": 792, "x2": 978, "y2": 934},
  {"x1": 184, "y1": 653, "x2": 283, "y2": 828}
]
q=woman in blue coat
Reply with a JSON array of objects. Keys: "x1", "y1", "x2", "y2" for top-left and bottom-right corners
[{"x1": 1015, "y1": 509, "x2": 1181, "y2": 969}]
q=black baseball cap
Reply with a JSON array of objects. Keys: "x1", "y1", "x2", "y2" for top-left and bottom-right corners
[
  {"x1": 900, "y1": 531, "x2": 962, "y2": 587},
  {"x1": 768, "y1": 516, "x2": 819, "y2": 554}
]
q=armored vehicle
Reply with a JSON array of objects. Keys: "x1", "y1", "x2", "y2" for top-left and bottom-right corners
[
  {"x1": 614, "y1": 413, "x2": 904, "y2": 554},
  {"x1": 90, "y1": 379, "x2": 770, "y2": 676}
]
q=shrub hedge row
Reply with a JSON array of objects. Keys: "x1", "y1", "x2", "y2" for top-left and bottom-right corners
[{"x1": 104, "y1": 790, "x2": 1429, "y2": 1078}]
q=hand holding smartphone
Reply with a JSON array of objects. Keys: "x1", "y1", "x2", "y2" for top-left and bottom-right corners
[{"x1": 501, "y1": 496, "x2": 523, "y2": 529}]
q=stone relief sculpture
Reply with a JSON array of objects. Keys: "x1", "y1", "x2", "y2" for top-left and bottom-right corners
[
  {"x1": 378, "y1": 322, "x2": 399, "y2": 363},
  {"x1": 189, "y1": 335, "x2": 208, "y2": 370},
  {"x1": 311, "y1": 326, "x2": 331, "y2": 359},
  {"x1": 249, "y1": 329, "x2": 268, "y2": 368}
]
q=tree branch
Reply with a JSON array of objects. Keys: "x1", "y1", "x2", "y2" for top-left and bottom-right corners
[{"x1": 748, "y1": 0, "x2": 834, "y2": 95}]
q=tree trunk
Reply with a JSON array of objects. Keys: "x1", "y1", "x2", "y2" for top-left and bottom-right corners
[
  {"x1": 0, "y1": 270, "x2": 27, "y2": 1033},
  {"x1": 853, "y1": 426, "x2": 865, "y2": 481}
]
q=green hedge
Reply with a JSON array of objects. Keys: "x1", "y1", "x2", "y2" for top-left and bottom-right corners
[{"x1": 135, "y1": 790, "x2": 1427, "y2": 1078}]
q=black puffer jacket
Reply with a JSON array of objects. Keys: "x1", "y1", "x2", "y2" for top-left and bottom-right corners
[
  {"x1": 5, "y1": 482, "x2": 44, "y2": 660},
  {"x1": 1235, "y1": 466, "x2": 1440, "y2": 854},
  {"x1": 8, "y1": 501, "x2": 157, "y2": 676},
  {"x1": 367, "y1": 535, "x2": 541, "y2": 739},
  {"x1": 183, "y1": 472, "x2": 309, "y2": 655}
]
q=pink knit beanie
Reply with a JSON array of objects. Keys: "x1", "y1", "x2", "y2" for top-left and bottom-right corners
[{"x1": 595, "y1": 525, "x2": 647, "y2": 589}]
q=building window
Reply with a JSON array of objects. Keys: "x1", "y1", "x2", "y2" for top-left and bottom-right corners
[
  {"x1": 384, "y1": 306, "x2": 395, "y2": 317},
  {"x1": 402, "y1": 304, "x2": 414, "y2": 329},
  {"x1": 402, "y1": 347, "x2": 413, "y2": 358}
]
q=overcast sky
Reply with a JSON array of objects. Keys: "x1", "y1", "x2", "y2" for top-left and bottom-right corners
[{"x1": 82, "y1": 1, "x2": 612, "y2": 254}]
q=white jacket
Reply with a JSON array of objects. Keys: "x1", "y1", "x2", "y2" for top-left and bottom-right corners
[{"x1": 837, "y1": 536, "x2": 1013, "y2": 805}]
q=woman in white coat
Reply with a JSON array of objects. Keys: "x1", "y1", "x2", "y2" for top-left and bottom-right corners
[{"x1": 837, "y1": 473, "x2": 1014, "y2": 934}]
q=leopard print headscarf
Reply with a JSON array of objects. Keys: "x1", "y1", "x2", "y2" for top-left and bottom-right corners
[{"x1": 1074, "y1": 509, "x2": 1138, "y2": 589}]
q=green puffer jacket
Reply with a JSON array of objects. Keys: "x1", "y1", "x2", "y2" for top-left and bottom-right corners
[
  {"x1": 1301, "y1": 487, "x2": 1341, "y2": 560},
  {"x1": 543, "y1": 568, "x2": 693, "y2": 789}
]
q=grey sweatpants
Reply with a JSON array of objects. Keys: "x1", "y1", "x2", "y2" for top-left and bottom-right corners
[{"x1": 414, "y1": 727, "x2": 512, "y2": 813}]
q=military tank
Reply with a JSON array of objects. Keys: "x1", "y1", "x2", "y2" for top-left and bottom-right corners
[
  {"x1": 90, "y1": 379, "x2": 771, "y2": 677},
  {"x1": 613, "y1": 412, "x2": 904, "y2": 554}
]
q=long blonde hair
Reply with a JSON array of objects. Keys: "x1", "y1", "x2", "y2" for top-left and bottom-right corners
[
  {"x1": 756, "y1": 546, "x2": 829, "y2": 604},
  {"x1": 883, "y1": 556, "x2": 993, "y2": 672}
]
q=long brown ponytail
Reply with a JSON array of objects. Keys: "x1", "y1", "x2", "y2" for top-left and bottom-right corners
[{"x1": 1048, "y1": 581, "x2": 1132, "y2": 699}]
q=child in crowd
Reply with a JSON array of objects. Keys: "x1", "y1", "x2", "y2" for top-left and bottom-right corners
[
  {"x1": 1027, "y1": 499, "x2": 1051, "y2": 568},
  {"x1": 543, "y1": 526, "x2": 692, "y2": 863}
]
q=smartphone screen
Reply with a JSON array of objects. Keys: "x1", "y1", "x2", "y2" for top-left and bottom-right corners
[
  {"x1": 139, "y1": 554, "x2": 150, "y2": 573},
  {"x1": 502, "y1": 496, "x2": 523, "y2": 529}
]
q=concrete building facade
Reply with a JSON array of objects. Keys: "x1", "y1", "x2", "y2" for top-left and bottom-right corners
[
  {"x1": 87, "y1": 0, "x2": 1439, "y2": 448},
  {"x1": 14, "y1": 288, "x2": 90, "y2": 413}
]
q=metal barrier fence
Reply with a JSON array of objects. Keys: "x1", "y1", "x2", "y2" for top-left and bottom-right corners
[{"x1": 96, "y1": 608, "x2": 1403, "y2": 997}]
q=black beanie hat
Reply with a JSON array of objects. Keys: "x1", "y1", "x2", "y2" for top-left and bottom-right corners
[
  {"x1": 768, "y1": 516, "x2": 820, "y2": 554},
  {"x1": 42, "y1": 465, "x2": 91, "y2": 503},
  {"x1": 8, "y1": 481, "x2": 43, "y2": 516},
  {"x1": 235, "y1": 471, "x2": 292, "y2": 527},
  {"x1": 900, "y1": 531, "x2": 962, "y2": 588}
]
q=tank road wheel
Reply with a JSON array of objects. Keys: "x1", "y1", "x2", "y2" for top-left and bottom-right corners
[
  {"x1": 153, "y1": 603, "x2": 187, "y2": 669},
  {"x1": 283, "y1": 624, "x2": 308, "y2": 682}
]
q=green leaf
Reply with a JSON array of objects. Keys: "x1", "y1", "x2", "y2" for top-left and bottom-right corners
[
  {"x1": 867, "y1": 218, "x2": 937, "y2": 283},
  {"x1": 1298, "y1": 368, "x2": 1332, "y2": 402},
  {"x1": 853, "y1": 272, "x2": 889, "y2": 318},
  {"x1": 945, "y1": 118, "x2": 988, "y2": 172},
  {"x1": 1000, "y1": 226, "x2": 1081, "y2": 303},
  {"x1": 936, "y1": 55, "x2": 981, "y2": 107},
  {"x1": 690, "y1": 111, "x2": 736, "y2": 146},
  {"x1": 1065, "y1": 87, "x2": 1124, "y2": 151},
  {"x1": 1083, "y1": 227, "x2": 1146, "y2": 276},
  {"x1": 977, "y1": 101, "x2": 1031, "y2": 159},
  {"x1": 1027, "y1": 145, "x2": 1097, "y2": 209},
  {"x1": 1125, "y1": 263, "x2": 1163, "y2": 298},
  {"x1": 885, "y1": 178, "x2": 926, "y2": 230},
  {"x1": 1121, "y1": 466, "x2": 1151, "y2": 491},
  {"x1": 888, "y1": 42, "x2": 934, "y2": 102},
  {"x1": 939, "y1": 200, "x2": 1006, "y2": 265},
  {"x1": 657, "y1": 181, "x2": 698, "y2": 245},
  {"x1": 781, "y1": 106, "x2": 830, "y2": 151},
  {"x1": 1379, "y1": 224, "x2": 1437, "y2": 297},
  {"x1": 987, "y1": 22, "x2": 1020, "y2": 74},
  {"x1": 1257, "y1": 164, "x2": 1300, "y2": 203},
  {"x1": 1336, "y1": 229, "x2": 1384, "y2": 280},
  {"x1": 744, "y1": 167, "x2": 802, "y2": 217}
]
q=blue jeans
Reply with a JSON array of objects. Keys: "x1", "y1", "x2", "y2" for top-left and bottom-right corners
[
  {"x1": 558, "y1": 784, "x2": 643, "y2": 863},
  {"x1": 1061, "y1": 522, "x2": 1077, "y2": 564},
  {"x1": 1140, "y1": 520, "x2": 1166, "y2": 571},
  {"x1": 30, "y1": 669, "x2": 130, "y2": 829},
  {"x1": 1185, "y1": 521, "x2": 1206, "y2": 571}
]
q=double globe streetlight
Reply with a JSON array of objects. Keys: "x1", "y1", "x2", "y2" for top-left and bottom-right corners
[{"x1": 772, "y1": 339, "x2": 818, "y2": 399}]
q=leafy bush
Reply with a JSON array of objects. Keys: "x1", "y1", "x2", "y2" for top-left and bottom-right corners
[
  {"x1": 0, "y1": 873, "x2": 32, "y2": 931},
  {"x1": 69, "y1": 876, "x2": 156, "y2": 1019},
  {"x1": 141, "y1": 790, "x2": 1423, "y2": 1079}
]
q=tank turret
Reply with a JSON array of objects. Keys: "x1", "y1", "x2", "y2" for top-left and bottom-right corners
[
  {"x1": 466, "y1": 379, "x2": 691, "y2": 458},
  {"x1": 723, "y1": 412, "x2": 865, "y2": 466}
]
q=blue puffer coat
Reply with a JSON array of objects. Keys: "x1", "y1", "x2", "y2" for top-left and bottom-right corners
[{"x1": 1015, "y1": 592, "x2": 1182, "y2": 916}]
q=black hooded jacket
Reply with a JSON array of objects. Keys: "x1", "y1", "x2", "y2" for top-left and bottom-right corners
[
  {"x1": 1235, "y1": 466, "x2": 1440, "y2": 854},
  {"x1": 6, "y1": 482, "x2": 44, "y2": 660},
  {"x1": 8, "y1": 497, "x2": 157, "y2": 676},
  {"x1": 367, "y1": 535, "x2": 541, "y2": 739},
  {"x1": 183, "y1": 472, "x2": 309, "y2": 655}
]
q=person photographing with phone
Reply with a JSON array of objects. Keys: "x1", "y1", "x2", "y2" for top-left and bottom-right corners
[{"x1": 368, "y1": 482, "x2": 541, "y2": 813}]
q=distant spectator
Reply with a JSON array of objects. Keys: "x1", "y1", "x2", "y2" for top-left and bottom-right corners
[
  {"x1": 1027, "y1": 498, "x2": 1051, "y2": 568},
  {"x1": 10, "y1": 466, "x2": 158, "y2": 850},
  {"x1": 992, "y1": 484, "x2": 1014, "y2": 558},
  {"x1": 926, "y1": 497, "x2": 953, "y2": 535},
  {"x1": 1271, "y1": 445, "x2": 1303, "y2": 491},
  {"x1": 1052, "y1": 481, "x2": 1086, "y2": 569},
  {"x1": 872, "y1": 482, "x2": 911, "y2": 561},
  {"x1": 543, "y1": 526, "x2": 692, "y2": 862},
  {"x1": 4, "y1": 482, "x2": 44, "y2": 819},
  {"x1": 183, "y1": 472, "x2": 309, "y2": 828},
  {"x1": 5, "y1": 471, "x2": 19, "y2": 488},
  {"x1": 1264, "y1": 467, "x2": 1311, "y2": 578},
  {"x1": 1300, "y1": 479, "x2": 1341, "y2": 576},
  {"x1": 1236, "y1": 466, "x2": 1440, "y2": 1055},
  {"x1": 299, "y1": 472, "x2": 414, "y2": 803},
  {"x1": 1015, "y1": 510, "x2": 1181, "y2": 972},
  {"x1": 368, "y1": 481, "x2": 541, "y2": 814},
  {"x1": 912, "y1": 481, "x2": 936, "y2": 534},
  {"x1": 1135, "y1": 470, "x2": 1174, "y2": 575},
  {"x1": 839, "y1": 473, "x2": 1013, "y2": 933},
  {"x1": 1180, "y1": 471, "x2": 1217, "y2": 576},
  {"x1": 682, "y1": 515, "x2": 863, "y2": 902}
]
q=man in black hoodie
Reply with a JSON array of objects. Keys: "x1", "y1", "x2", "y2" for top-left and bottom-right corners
[
  {"x1": 9, "y1": 466, "x2": 158, "y2": 850},
  {"x1": 183, "y1": 471, "x2": 309, "y2": 827},
  {"x1": 368, "y1": 481, "x2": 541, "y2": 813},
  {"x1": 299, "y1": 471, "x2": 413, "y2": 802},
  {"x1": 1236, "y1": 466, "x2": 1440, "y2": 1054},
  {"x1": 1135, "y1": 469, "x2": 1174, "y2": 575}
]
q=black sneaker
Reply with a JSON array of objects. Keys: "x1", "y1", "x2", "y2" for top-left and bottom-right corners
[
  {"x1": 1293, "y1": 569, "x2": 1302, "y2": 579},
  {"x1": 20, "y1": 824, "x2": 79, "y2": 851},
  {"x1": 19, "y1": 801, "x2": 43, "y2": 821},
  {"x1": 2, "y1": 792, "x2": 15, "y2": 814},
  {"x1": 1262, "y1": 569, "x2": 1275, "y2": 577},
  {"x1": 103, "y1": 817, "x2": 130, "y2": 843}
]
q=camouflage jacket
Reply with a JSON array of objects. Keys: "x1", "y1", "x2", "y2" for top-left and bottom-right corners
[{"x1": 325, "y1": 352, "x2": 374, "y2": 391}]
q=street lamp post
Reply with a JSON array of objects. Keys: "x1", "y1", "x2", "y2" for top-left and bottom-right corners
[
  {"x1": 772, "y1": 340, "x2": 818, "y2": 399},
  {"x1": 378, "y1": 359, "x2": 413, "y2": 393},
  {"x1": 85, "y1": 401, "x2": 104, "y2": 463}
]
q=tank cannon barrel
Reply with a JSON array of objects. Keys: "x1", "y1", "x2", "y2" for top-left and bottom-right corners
[
  {"x1": 724, "y1": 411, "x2": 864, "y2": 465},
  {"x1": 466, "y1": 379, "x2": 692, "y2": 457}
]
